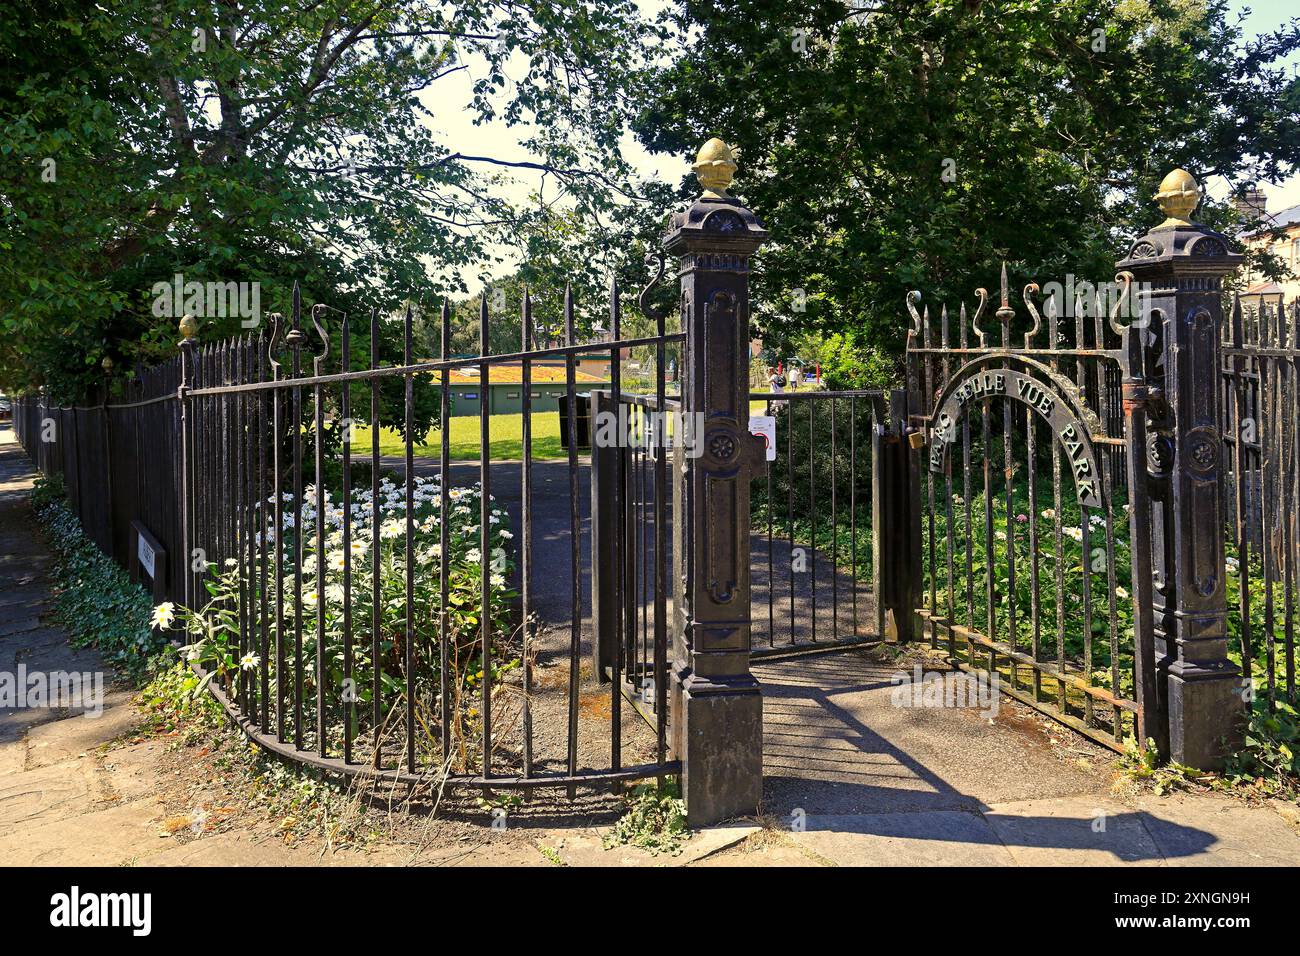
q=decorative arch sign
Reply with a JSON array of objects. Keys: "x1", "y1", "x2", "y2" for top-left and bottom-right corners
[{"x1": 928, "y1": 367, "x2": 1103, "y2": 509}]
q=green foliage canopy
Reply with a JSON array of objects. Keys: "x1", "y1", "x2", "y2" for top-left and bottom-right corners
[
  {"x1": 637, "y1": 0, "x2": 1300, "y2": 380},
  {"x1": 0, "y1": 0, "x2": 660, "y2": 403}
]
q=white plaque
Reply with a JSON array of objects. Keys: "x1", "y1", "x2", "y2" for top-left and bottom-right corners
[
  {"x1": 749, "y1": 414, "x2": 777, "y2": 462},
  {"x1": 137, "y1": 534, "x2": 157, "y2": 579}
]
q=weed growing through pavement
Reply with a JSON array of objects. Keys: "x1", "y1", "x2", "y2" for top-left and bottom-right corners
[{"x1": 602, "y1": 780, "x2": 688, "y2": 855}]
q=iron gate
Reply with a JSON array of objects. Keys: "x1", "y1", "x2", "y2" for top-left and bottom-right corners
[
  {"x1": 596, "y1": 388, "x2": 893, "y2": 670},
  {"x1": 594, "y1": 387, "x2": 895, "y2": 736},
  {"x1": 905, "y1": 268, "x2": 1157, "y2": 750},
  {"x1": 747, "y1": 390, "x2": 890, "y2": 658}
]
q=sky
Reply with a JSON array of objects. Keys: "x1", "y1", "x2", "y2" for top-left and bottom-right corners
[
  {"x1": 415, "y1": 1, "x2": 678, "y2": 292},
  {"x1": 423, "y1": 1, "x2": 1300, "y2": 290}
]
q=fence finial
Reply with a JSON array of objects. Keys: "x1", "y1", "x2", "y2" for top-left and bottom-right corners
[
  {"x1": 970, "y1": 287, "x2": 989, "y2": 345},
  {"x1": 1109, "y1": 271, "x2": 1135, "y2": 335},
  {"x1": 996, "y1": 262, "x2": 1015, "y2": 324},
  {"x1": 692, "y1": 137, "x2": 738, "y2": 199},
  {"x1": 905, "y1": 290, "x2": 923, "y2": 342},
  {"x1": 179, "y1": 313, "x2": 199, "y2": 342},
  {"x1": 638, "y1": 251, "x2": 666, "y2": 322},
  {"x1": 1154, "y1": 168, "x2": 1200, "y2": 226},
  {"x1": 1023, "y1": 282, "x2": 1042, "y2": 345}
]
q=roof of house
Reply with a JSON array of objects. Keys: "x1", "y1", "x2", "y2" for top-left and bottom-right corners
[
  {"x1": 434, "y1": 364, "x2": 609, "y2": 385},
  {"x1": 1271, "y1": 204, "x2": 1300, "y2": 230},
  {"x1": 1243, "y1": 203, "x2": 1300, "y2": 238}
]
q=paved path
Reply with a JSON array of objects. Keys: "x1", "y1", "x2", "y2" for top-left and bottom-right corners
[
  {"x1": 740, "y1": 650, "x2": 1300, "y2": 865},
  {"x1": 0, "y1": 429, "x2": 177, "y2": 865},
  {"x1": 2, "y1": 429, "x2": 1298, "y2": 866},
  {"x1": 0, "y1": 430, "x2": 388, "y2": 866},
  {"x1": 386, "y1": 455, "x2": 876, "y2": 646}
]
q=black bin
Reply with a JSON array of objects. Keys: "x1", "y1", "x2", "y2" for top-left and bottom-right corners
[{"x1": 559, "y1": 392, "x2": 592, "y2": 449}]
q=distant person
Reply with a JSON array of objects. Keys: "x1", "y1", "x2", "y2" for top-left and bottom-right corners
[
  {"x1": 768, "y1": 369, "x2": 784, "y2": 394},
  {"x1": 789, "y1": 366, "x2": 803, "y2": 390}
]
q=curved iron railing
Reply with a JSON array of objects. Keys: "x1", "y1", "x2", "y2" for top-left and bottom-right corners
[{"x1": 16, "y1": 283, "x2": 686, "y2": 795}]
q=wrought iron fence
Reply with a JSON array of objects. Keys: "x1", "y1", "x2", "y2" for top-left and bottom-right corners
[
  {"x1": 1221, "y1": 294, "x2": 1300, "y2": 710},
  {"x1": 14, "y1": 360, "x2": 186, "y2": 602},
  {"x1": 194, "y1": 284, "x2": 687, "y2": 790},
  {"x1": 18, "y1": 282, "x2": 685, "y2": 795}
]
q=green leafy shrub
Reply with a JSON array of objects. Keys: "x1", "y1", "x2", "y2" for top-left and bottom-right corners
[
  {"x1": 1223, "y1": 703, "x2": 1300, "y2": 795},
  {"x1": 137, "y1": 657, "x2": 223, "y2": 740},
  {"x1": 31, "y1": 476, "x2": 168, "y2": 680},
  {"x1": 796, "y1": 333, "x2": 900, "y2": 392},
  {"x1": 31, "y1": 472, "x2": 66, "y2": 510},
  {"x1": 1116, "y1": 737, "x2": 1209, "y2": 795}
]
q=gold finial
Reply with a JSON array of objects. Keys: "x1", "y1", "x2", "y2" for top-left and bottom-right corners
[
  {"x1": 101, "y1": 356, "x2": 113, "y2": 373},
  {"x1": 692, "y1": 137, "x2": 738, "y2": 199},
  {"x1": 1154, "y1": 168, "x2": 1200, "y2": 226},
  {"x1": 179, "y1": 313, "x2": 199, "y2": 341}
]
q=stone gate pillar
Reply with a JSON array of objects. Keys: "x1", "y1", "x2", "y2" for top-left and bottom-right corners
[
  {"x1": 666, "y1": 138, "x2": 768, "y2": 825},
  {"x1": 1116, "y1": 169, "x2": 1247, "y2": 768}
]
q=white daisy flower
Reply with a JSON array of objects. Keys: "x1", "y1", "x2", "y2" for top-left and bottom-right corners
[{"x1": 151, "y1": 602, "x2": 176, "y2": 630}]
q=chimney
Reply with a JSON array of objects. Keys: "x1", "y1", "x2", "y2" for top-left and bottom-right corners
[{"x1": 1233, "y1": 185, "x2": 1267, "y2": 226}]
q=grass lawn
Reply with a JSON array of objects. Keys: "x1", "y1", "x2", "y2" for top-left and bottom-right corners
[
  {"x1": 352, "y1": 400, "x2": 773, "y2": 461},
  {"x1": 352, "y1": 411, "x2": 565, "y2": 460}
]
